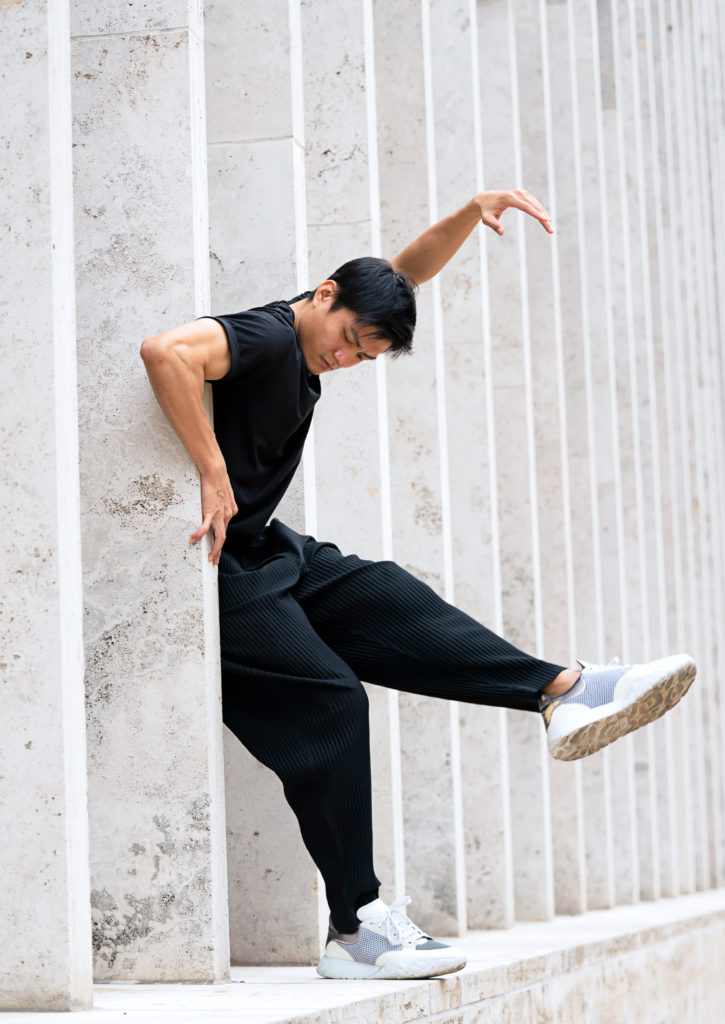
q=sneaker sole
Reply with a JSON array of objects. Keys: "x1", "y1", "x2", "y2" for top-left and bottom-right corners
[
  {"x1": 548, "y1": 654, "x2": 696, "y2": 762},
  {"x1": 316, "y1": 953, "x2": 466, "y2": 980}
]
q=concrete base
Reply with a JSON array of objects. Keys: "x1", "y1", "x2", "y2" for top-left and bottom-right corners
[{"x1": 9, "y1": 890, "x2": 724, "y2": 1022}]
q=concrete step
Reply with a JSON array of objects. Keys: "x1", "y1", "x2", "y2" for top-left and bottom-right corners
[{"x1": 9, "y1": 889, "x2": 725, "y2": 1023}]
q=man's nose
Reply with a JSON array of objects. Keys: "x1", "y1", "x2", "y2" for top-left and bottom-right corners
[{"x1": 332, "y1": 348, "x2": 347, "y2": 368}]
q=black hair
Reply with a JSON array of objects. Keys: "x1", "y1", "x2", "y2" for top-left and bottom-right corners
[{"x1": 325, "y1": 257, "x2": 417, "y2": 357}]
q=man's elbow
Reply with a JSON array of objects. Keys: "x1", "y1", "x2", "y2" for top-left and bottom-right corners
[
  {"x1": 140, "y1": 334, "x2": 171, "y2": 366},
  {"x1": 140, "y1": 335, "x2": 157, "y2": 363}
]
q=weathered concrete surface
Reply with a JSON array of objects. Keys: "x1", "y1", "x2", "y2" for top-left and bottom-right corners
[
  {"x1": 0, "y1": 0, "x2": 93, "y2": 1010},
  {"x1": 374, "y1": 0, "x2": 464, "y2": 938},
  {"x1": 204, "y1": 0, "x2": 323, "y2": 964},
  {"x1": 21, "y1": 890, "x2": 725, "y2": 1022},
  {"x1": 70, "y1": 1, "x2": 229, "y2": 981}
]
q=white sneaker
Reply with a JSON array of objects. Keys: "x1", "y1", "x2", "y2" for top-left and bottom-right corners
[
  {"x1": 316, "y1": 895, "x2": 467, "y2": 980},
  {"x1": 540, "y1": 653, "x2": 697, "y2": 761}
]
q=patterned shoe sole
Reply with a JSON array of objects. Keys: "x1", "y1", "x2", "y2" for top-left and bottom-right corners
[{"x1": 548, "y1": 658, "x2": 696, "y2": 762}]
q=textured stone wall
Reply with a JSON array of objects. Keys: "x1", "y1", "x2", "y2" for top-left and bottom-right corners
[
  {"x1": 2, "y1": 0, "x2": 724, "y2": 1007},
  {"x1": 69, "y1": 0, "x2": 229, "y2": 984},
  {"x1": 207, "y1": 0, "x2": 725, "y2": 960},
  {"x1": 0, "y1": 0, "x2": 93, "y2": 1011}
]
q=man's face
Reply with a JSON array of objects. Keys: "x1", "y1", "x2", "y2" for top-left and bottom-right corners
[{"x1": 295, "y1": 282, "x2": 391, "y2": 375}]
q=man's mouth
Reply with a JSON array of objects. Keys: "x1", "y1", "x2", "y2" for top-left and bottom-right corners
[{"x1": 320, "y1": 355, "x2": 332, "y2": 372}]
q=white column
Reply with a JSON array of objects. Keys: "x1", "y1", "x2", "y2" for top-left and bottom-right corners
[
  {"x1": 71, "y1": 0, "x2": 229, "y2": 981},
  {"x1": 595, "y1": 0, "x2": 640, "y2": 906},
  {"x1": 612, "y1": 0, "x2": 662, "y2": 902},
  {"x1": 300, "y1": 0, "x2": 405, "y2": 929},
  {"x1": 566, "y1": 0, "x2": 617, "y2": 912},
  {"x1": 681, "y1": 0, "x2": 723, "y2": 890},
  {"x1": 701, "y1": 0, "x2": 725, "y2": 886},
  {"x1": 475, "y1": 0, "x2": 555, "y2": 922},
  {"x1": 0, "y1": 0, "x2": 92, "y2": 1009},
  {"x1": 374, "y1": 0, "x2": 466, "y2": 937},
  {"x1": 515, "y1": 0, "x2": 587, "y2": 916},
  {"x1": 428, "y1": 0, "x2": 516, "y2": 930},
  {"x1": 203, "y1": 0, "x2": 322, "y2": 963},
  {"x1": 637, "y1": 0, "x2": 682, "y2": 898},
  {"x1": 665, "y1": 0, "x2": 708, "y2": 892}
]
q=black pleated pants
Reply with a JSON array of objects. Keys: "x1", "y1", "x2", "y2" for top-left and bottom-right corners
[{"x1": 219, "y1": 519, "x2": 566, "y2": 933}]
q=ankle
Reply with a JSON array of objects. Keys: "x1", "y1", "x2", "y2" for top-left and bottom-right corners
[{"x1": 541, "y1": 667, "x2": 581, "y2": 699}]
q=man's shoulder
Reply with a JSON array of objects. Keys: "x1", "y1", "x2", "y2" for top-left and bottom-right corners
[{"x1": 210, "y1": 294, "x2": 307, "y2": 383}]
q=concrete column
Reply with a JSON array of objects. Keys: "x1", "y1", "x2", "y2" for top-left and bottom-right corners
[
  {"x1": 71, "y1": 0, "x2": 229, "y2": 981},
  {"x1": 701, "y1": 0, "x2": 725, "y2": 885},
  {"x1": 655, "y1": 0, "x2": 697, "y2": 894},
  {"x1": 565, "y1": 0, "x2": 617, "y2": 912},
  {"x1": 429, "y1": 0, "x2": 515, "y2": 930},
  {"x1": 0, "y1": 0, "x2": 92, "y2": 1009},
  {"x1": 300, "y1": 0, "x2": 405, "y2": 929},
  {"x1": 636, "y1": 0, "x2": 683, "y2": 899},
  {"x1": 513, "y1": 0, "x2": 587, "y2": 916},
  {"x1": 475, "y1": 0, "x2": 555, "y2": 923},
  {"x1": 611, "y1": 0, "x2": 662, "y2": 902},
  {"x1": 666, "y1": 0, "x2": 709, "y2": 892},
  {"x1": 203, "y1": 0, "x2": 322, "y2": 963},
  {"x1": 681, "y1": 0, "x2": 724, "y2": 890},
  {"x1": 374, "y1": 0, "x2": 466, "y2": 938},
  {"x1": 594, "y1": 0, "x2": 641, "y2": 907}
]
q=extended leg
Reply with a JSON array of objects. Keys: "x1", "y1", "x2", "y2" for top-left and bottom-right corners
[{"x1": 293, "y1": 545, "x2": 567, "y2": 710}]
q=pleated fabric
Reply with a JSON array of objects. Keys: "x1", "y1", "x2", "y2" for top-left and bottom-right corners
[{"x1": 219, "y1": 519, "x2": 566, "y2": 932}]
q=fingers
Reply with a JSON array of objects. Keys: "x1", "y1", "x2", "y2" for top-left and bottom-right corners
[
  {"x1": 189, "y1": 511, "x2": 229, "y2": 566},
  {"x1": 509, "y1": 188, "x2": 554, "y2": 232},
  {"x1": 477, "y1": 189, "x2": 553, "y2": 237},
  {"x1": 208, "y1": 521, "x2": 226, "y2": 566},
  {"x1": 481, "y1": 212, "x2": 504, "y2": 236},
  {"x1": 189, "y1": 512, "x2": 213, "y2": 545}
]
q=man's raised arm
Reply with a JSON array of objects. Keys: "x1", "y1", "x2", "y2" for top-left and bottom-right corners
[
  {"x1": 390, "y1": 189, "x2": 553, "y2": 286},
  {"x1": 140, "y1": 317, "x2": 237, "y2": 565}
]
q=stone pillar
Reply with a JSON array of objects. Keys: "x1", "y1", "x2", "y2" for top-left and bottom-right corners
[
  {"x1": 71, "y1": 0, "x2": 229, "y2": 981},
  {"x1": 300, "y1": 0, "x2": 406, "y2": 928},
  {"x1": 203, "y1": 0, "x2": 323, "y2": 964},
  {"x1": 564, "y1": 0, "x2": 618, "y2": 912},
  {"x1": 663, "y1": 0, "x2": 712, "y2": 892},
  {"x1": 0, "y1": 0, "x2": 93, "y2": 1009},
  {"x1": 430, "y1": 0, "x2": 515, "y2": 930},
  {"x1": 655, "y1": 0, "x2": 698, "y2": 895},
  {"x1": 514, "y1": 0, "x2": 588, "y2": 916},
  {"x1": 594, "y1": 0, "x2": 641, "y2": 907},
  {"x1": 610, "y1": 0, "x2": 662, "y2": 902},
  {"x1": 700, "y1": 0, "x2": 725, "y2": 885},
  {"x1": 374, "y1": 0, "x2": 467, "y2": 937},
  {"x1": 635, "y1": 0, "x2": 682, "y2": 899},
  {"x1": 680, "y1": 0, "x2": 724, "y2": 890},
  {"x1": 475, "y1": 0, "x2": 555, "y2": 922}
]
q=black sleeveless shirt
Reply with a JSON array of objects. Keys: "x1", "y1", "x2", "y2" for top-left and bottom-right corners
[{"x1": 202, "y1": 291, "x2": 319, "y2": 554}]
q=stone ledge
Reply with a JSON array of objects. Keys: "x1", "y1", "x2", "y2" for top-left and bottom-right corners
[{"x1": 10, "y1": 889, "x2": 725, "y2": 1022}]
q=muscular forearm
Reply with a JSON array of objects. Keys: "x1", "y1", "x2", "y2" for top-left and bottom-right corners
[
  {"x1": 391, "y1": 189, "x2": 553, "y2": 286},
  {"x1": 140, "y1": 339, "x2": 226, "y2": 477},
  {"x1": 390, "y1": 199, "x2": 481, "y2": 286}
]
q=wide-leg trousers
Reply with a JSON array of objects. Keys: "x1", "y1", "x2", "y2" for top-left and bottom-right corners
[{"x1": 219, "y1": 519, "x2": 566, "y2": 933}]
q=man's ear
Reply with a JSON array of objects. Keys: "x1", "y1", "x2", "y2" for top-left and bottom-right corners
[{"x1": 312, "y1": 280, "x2": 338, "y2": 306}]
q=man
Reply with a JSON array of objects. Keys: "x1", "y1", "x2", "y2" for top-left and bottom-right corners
[{"x1": 140, "y1": 189, "x2": 696, "y2": 981}]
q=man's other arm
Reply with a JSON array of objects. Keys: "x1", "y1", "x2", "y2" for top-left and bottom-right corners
[
  {"x1": 390, "y1": 189, "x2": 553, "y2": 286},
  {"x1": 140, "y1": 317, "x2": 237, "y2": 565}
]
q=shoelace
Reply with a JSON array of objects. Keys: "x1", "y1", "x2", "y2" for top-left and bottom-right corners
[
  {"x1": 576, "y1": 655, "x2": 621, "y2": 672},
  {"x1": 366, "y1": 895, "x2": 427, "y2": 945}
]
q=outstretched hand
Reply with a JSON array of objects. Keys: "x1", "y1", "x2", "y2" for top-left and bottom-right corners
[
  {"x1": 189, "y1": 470, "x2": 238, "y2": 566},
  {"x1": 474, "y1": 189, "x2": 553, "y2": 236}
]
